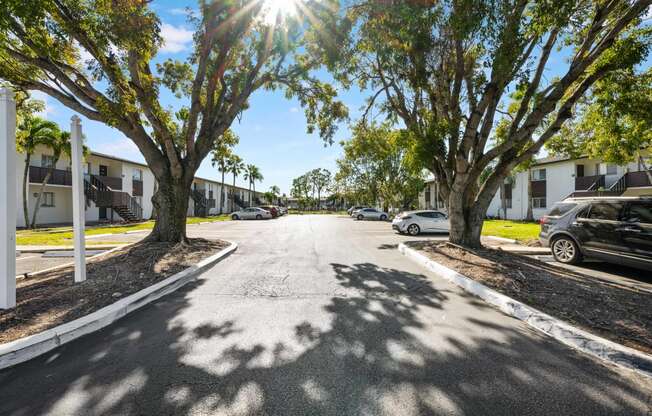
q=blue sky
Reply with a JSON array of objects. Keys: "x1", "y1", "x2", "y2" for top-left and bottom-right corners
[
  {"x1": 33, "y1": 2, "x2": 652, "y2": 194},
  {"x1": 37, "y1": 0, "x2": 365, "y2": 195}
]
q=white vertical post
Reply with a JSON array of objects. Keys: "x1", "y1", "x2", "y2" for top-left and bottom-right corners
[
  {"x1": 70, "y1": 115, "x2": 86, "y2": 283},
  {"x1": 0, "y1": 88, "x2": 16, "y2": 309}
]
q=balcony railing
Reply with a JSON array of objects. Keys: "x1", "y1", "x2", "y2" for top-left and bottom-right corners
[
  {"x1": 575, "y1": 174, "x2": 604, "y2": 191},
  {"x1": 28, "y1": 166, "x2": 72, "y2": 186},
  {"x1": 96, "y1": 175, "x2": 122, "y2": 190},
  {"x1": 625, "y1": 170, "x2": 652, "y2": 188}
]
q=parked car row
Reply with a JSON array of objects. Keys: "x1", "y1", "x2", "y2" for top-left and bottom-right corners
[
  {"x1": 231, "y1": 205, "x2": 288, "y2": 220},
  {"x1": 539, "y1": 196, "x2": 651, "y2": 270},
  {"x1": 350, "y1": 207, "x2": 389, "y2": 221}
]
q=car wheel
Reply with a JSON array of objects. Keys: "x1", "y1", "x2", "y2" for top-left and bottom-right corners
[
  {"x1": 256, "y1": 214, "x2": 262, "y2": 220},
  {"x1": 357, "y1": 214, "x2": 364, "y2": 221},
  {"x1": 407, "y1": 224, "x2": 420, "y2": 236},
  {"x1": 380, "y1": 214, "x2": 387, "y2": 221},
  {"x1": 231, "y1": 214, "x2": 239, "y2": 220},
  {"x1": 551, "y1": 236, "x2": 582, "y2": 264}
]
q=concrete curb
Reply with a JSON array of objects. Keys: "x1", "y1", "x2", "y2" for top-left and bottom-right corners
[
  {"x1": 17, "y1": 244, "x2": 131, "y2": 279},
  {"x1": 17, "y1": 245, "x2": 120, "y2": 253},
  {"x1": 0, "y1": 241, "x2": 238, "y2": 370},
  {"x1": 484, "y1": 235, "x2": 518, "y2": 244},
  {"x1": 398, "y1": 242, "x2": 652, "y2": 379}
]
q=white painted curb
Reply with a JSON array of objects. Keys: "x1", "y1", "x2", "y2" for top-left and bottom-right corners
[
  {"x1": 398, "y1": 242, "x2": 652, "y2": 378},
  {"x1": 0, "y1": 241, "x2": 237, "y2": 370},
  {"x1": 484, "y1": 235, "x2": 517, "y2": 244}
]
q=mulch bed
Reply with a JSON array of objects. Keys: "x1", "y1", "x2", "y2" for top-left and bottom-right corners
[
  {"x1": 0, "y1": 238, "x2": 228, "y2": 344},
  {"x1": 408, "y1": 241, "x2": 652, "y2": 355}
]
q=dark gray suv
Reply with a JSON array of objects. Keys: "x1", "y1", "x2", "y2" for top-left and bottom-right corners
[{"x1": 539, "y1": 197, "x2": 652, "y2": 269}]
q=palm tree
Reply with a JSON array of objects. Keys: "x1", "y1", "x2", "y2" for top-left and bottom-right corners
[
  {"x1": 226, "y1": 155, "x2": 244, "y2": 211},
  {"x1": 30, "y1": 130, "x2": 75, "y2": 228},
  {"x1": 243, "y1": 164, "x2": 255, "y2": 205},
  {"x1": 269, "y1": 185, "x2": 280, "y2": 204},
  {"x1": 212, "y1": 147, "x2": 233, "y2": 214},
  {"x1": 210, "y1": 131, "x2": 239, "y2": 214},
  {"x1": 16, "y1": 116, "x2": 60, "y2": 228}
]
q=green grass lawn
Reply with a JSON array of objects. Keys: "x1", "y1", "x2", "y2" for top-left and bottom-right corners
[
  {"x1": 16, "y1": 215, "x2": 231, "y2": 246},
  {"x1": 481, "y1": 219, "x2": 540, "y2": 242}
]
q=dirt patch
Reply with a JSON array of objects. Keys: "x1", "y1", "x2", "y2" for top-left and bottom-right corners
[
  {"x1": 0, "y1": 238, "x2": 228, "y2": 344},
  {"x1": 408, "y1": 241, "x2": 652, "y2": 355}
]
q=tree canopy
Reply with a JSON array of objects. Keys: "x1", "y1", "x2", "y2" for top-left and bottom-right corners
[
  {"x1": 330, "y1": 0, "x2": 651, "y2": 246},
  {"x1": 0, "y1": 0, "x2": 348, "y2": 241}
]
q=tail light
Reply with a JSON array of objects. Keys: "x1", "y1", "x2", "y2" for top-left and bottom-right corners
[{"x1": 539, "y1": 216, "x2": 548, "y2": 225}]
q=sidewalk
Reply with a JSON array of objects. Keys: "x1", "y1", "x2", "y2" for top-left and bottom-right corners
[{"x1": 481, "y1": 236, "x2": 550, "y2": 255}]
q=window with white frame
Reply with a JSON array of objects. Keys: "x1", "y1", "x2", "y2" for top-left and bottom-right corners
[
  {"x1": 132, "y1": 168, "x2": 143, "y2": 181},
  {"x1": 41, "y1": 154, "x2": 56, "y2": 168},
  {"x1": 41, "y1": 192, "x2": 55, "y2": 207},
  {"x1": 531, "y1": 168, "x2": 546, "y2": 181},
  {"x1": 532, "y1": 197, "x2": 546, "y2": 209}
]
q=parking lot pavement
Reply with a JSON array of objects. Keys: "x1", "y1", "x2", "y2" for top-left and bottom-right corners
[
  {"x1": 15, "y1": 253, "x2": 81, "y2": 277},
  {"x1": 531, "y1": 254, "x2": 652, "y2": 294},
  {"x1": 3, "y1": 214, "x2": 652, "y2": 416}
]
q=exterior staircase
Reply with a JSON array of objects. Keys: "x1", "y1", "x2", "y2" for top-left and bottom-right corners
[
  {"x1": 568, "y1": 170, "x2": 652, "y2": 199},
  {"x1": 84, "y1": 175, "x2": 143, "y2": 222},
  {"x1": 233, "y1": 193, "x2": 248, "y2": 209},
  {"x1": 191, "y1": 189, "x2": 210, "y2": 217}
]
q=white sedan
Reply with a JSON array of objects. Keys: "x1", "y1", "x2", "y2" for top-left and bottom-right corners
[
  {"x1": 354, "y1": 208, "x2": 389, "y2": 221},
  {"x1": 392, "y1": 210, "x2": 449, "y2": 235},
  {"x1": 231, "y1": 207, "x2": 273, "y2": 220}
]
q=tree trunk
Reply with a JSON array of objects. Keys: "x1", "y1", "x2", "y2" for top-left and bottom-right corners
[
  {"x1": 639, "y1": 155, "x2": 652, "y2": 185},
  {"x1": 499, "y1": 184, "x2": 507, "y2": 219},
  {"x1": 147, "y1": 178, "x2": 191, "y2": 243},
  {"x1": 525, "y1": 175, "x2": 534, "y2": 221},
  {"x1": 447, "y1": 187, "x2": 489, "y2": 248},
  {"x1": 232, "y1": 174, "x2": 236, "y2": 211},
  {"x1": 22, "y1": 154, "x2": 31, "y2": 229},
  {"x1": 219, "y1": 170, "x2": 225, "y2": 214},
  {"x1": 31, "y1": 163, "x2": 57, "y2": 229}
]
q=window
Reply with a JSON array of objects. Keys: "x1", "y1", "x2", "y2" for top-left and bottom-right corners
[
  {"x1": 606, "y1": 164, "x2": 617, "y2": 175},
  {"x1": 624, "y1": 202, "x2": 652, "y2": 224},
  {"x1": 531, "y1": 168, "x2": 546, "y2": 181},
  {"x1": 41, "y1": 155, "x2": 56, "y2": 168},
  {"x1": 132, "y1": 168, "x2": 143, "y2": 181},
  {"x1": 41, "y1": 192, "x2": 55, "y2": 207},
  {"x1": 548, "y1": 202, "x2": 577, "y2": 217},
  {"x1": 532, "y1": 197, "x2": 546, "y2": 209},
  {"x1": 588, "y1": 202, "x2": 623, "y2": 221},
  {"x1": 424, "y1": 186, "x2": 431, "y2": 209},
  {"x1": 505, "y1": 199, "x2": 512, "y2": 209}
]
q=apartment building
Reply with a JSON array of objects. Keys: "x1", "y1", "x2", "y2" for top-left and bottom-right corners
[
  {"x1": 16, "y1": 145, "x2": 263, "y2": 228},
  {"x1": 418, "y1": 153, "x2": 652, "y2": 220}
]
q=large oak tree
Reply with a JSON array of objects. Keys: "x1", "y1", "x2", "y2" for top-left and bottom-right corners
[
  {"x1": 334, "y1": 0, "x2": 651, "y2": 247},
  {"x1": 0, "y1": 0, "x2": 347, "y2": 242}
]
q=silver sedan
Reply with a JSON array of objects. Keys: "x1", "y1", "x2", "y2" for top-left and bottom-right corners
[
  {"x1": 392, "y1": 210, "x2": 450, "y2": 235},
  {"x1": 354, "y1": 208, "x2": 389, "y2": 221},
  {"x1": 231, "y1": 207, "x2": 273, "y2": 220}
]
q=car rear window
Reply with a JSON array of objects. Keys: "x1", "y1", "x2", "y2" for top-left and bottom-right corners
[
  {"x1": 624, "y1": 202, "x2": 652, "y2": 224},
  {"x1": 547, "y1": 202, "x2": 577, "y2": 217},
  {"x1": 587, "y1": 202, "x2": 624, "y2": 221}
]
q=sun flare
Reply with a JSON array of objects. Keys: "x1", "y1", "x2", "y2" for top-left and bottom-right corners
[{"x1": 260, "y1": 0, "x2": 298, "y2": 25}]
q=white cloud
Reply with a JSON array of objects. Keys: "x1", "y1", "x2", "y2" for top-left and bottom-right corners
[
  {"x1": 159, "y1": 23, "x2": 194, "y2": 53},
  {"x1": 95, "y1": 137, "x2": 141, "y2": 159},
  {"x1": 169, "y1": 7, "x2": 197, "y2": 16}
]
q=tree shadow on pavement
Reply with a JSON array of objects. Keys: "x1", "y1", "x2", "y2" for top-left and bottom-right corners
[{"x1": 1, "y1": 263, "x2": 651, "y2": 415}]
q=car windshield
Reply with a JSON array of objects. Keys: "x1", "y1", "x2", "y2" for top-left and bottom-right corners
[{"x1": 548, "y1": 202, "x2": 577, "y2": 217}]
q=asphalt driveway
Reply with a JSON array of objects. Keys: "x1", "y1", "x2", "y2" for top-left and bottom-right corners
[{"x1": 1, "y1": 215, "x2": 651, "y2": 415}]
